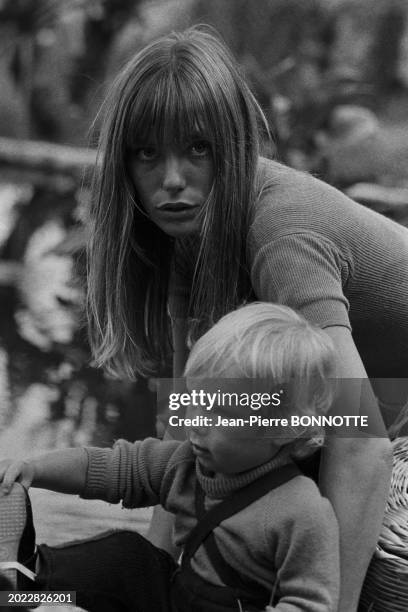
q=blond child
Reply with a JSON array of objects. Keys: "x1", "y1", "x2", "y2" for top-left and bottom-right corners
[{"x1": 0, "y1": 303, "x2": 339, "y2": 611}]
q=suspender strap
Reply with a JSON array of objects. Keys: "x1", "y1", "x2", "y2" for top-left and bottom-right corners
[
  {"x1": 194, "y1": 482, "x2": 261, "y2": 597},
  {"x1": 182, "y1": 462, "x2": 301, "y2": 565}
]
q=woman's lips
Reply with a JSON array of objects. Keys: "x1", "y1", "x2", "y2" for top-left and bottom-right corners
[
  {"x1": 157, "y1": 202, "x2": 199, "y2": 216},
  {"x1": 157, "y1": 202, "x2": 198, "y2": 211}
]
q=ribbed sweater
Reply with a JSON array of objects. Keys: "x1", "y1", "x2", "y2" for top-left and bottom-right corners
[
  {"x1": 172, "y1": 158, "x2": 408, "y2": 377},
  {"x1": 82, "y1": 438, "x2": 339, "y2": 611}
]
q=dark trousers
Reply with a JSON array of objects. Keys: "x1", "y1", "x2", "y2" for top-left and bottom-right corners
[{"x1": 36, "y1": 531, "x2": 178, "y2": 612}]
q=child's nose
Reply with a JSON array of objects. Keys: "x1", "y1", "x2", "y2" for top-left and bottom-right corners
[
  {"x1": 189, "y1": 420, "x2": 208, "y2": 437},
  {"x1": 187, "y1": 406, "x2": 209, "y2": 438},
  {"x1": 162, "y1": 154, "x2": 186, "y2": 192}
]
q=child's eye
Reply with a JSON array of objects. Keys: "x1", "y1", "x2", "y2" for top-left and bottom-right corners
[
  {"x1": 134, "y1": 146, "x2": 158, "y2": 162},
  {"x1": 190, "y1": 140, "x2": 211, "y2": 158}
]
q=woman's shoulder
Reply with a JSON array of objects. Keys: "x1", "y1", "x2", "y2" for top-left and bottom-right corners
[
  {"x1": 251, "y1": 158, "x2": 347, "y2": 247},
  {"x1": 251, "y1": 156, "x2": 407, "y2": 244},
  {"x1": 255, "y1": 156, "x2": 352, "y2": 211}
]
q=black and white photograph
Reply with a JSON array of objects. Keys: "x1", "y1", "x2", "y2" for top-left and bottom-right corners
[{"x1": 0, "y1": 1, "x2": 408, "y2": 610}]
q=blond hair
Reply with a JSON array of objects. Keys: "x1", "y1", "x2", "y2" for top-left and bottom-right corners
[{"x1": 185, "y1": 302, "x2": 337, "y2": 458}]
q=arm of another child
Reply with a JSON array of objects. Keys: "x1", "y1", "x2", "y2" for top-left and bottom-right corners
[{"x1": 0, "y1": 448, "x2": 88, "y2": 495}]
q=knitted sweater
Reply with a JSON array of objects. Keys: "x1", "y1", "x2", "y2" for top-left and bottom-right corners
[
  {"x1": 82, "y1": 438, "x2": 339, "y2": 612},
  {"x1": 172, "y1": 158, "x2": 408, "y2": 378}
]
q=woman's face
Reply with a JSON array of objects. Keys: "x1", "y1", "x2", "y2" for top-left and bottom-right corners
[{"x1": 129, "y1": 137, "x2": 214, "y2": 237}]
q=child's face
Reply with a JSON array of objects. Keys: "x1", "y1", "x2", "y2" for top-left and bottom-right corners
[
  {"x1": 185, "y1": 404, "x2": 289, "y2": 475},
  {"x1": 129, "y1": 138, "x2": 213, "y2": 237}
]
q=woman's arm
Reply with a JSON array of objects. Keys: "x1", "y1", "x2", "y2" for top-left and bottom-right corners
[{"x1": 322, "y1": 326, "x2": 392, "y2": 612}]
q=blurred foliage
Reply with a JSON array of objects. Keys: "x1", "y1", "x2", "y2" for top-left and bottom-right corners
[
  {"x1": 0, "y1": 0, "x2": 142, "y2": 141},
  {"x1": 0, "y1": 0, "x2": 408, "y2": 445},
  {"x1": 0, "y1": 0, "x2": 58, "y2": 33},
  {"x1": 0, "y1": 0, "x2": 407, "y2": 156},
  {"x1": 0, "y1": 182, "x2": 156, "y2": 447}
]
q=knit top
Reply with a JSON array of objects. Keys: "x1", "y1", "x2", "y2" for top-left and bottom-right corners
[
  {"x1": 172, "y1": 158, "x2": 408, "y2": 377},
  {"x1": 82, "y1": 438, "x2": 339, "y2": 611}
]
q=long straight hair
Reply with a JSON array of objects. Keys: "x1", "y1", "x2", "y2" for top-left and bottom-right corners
[{"x1": 87, "y1": 26, "x2": 270, "y2": 378}]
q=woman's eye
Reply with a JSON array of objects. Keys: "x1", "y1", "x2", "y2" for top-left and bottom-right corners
[
  {"x1": 134, "y1": 147, "x2": 158, "y2": 162},
  {"x1": 190, "y1": 141, "x2": 211, "y2": 157}
]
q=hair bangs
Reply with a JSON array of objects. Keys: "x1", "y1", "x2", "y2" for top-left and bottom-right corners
[{"x1": 125, "y1": 67, "x2": 216, "y2": 150}]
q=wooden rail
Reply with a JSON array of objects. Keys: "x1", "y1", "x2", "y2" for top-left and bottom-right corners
[{"x1": 0, "y1": 137, "x2": 97, "y2": 189}]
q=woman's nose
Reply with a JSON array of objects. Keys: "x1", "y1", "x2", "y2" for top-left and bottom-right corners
[{"x1": 162, "y1": 154, "x2": 186, "y2": 192}]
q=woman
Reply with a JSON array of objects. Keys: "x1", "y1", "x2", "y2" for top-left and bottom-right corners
[{"x1": 87, "y1": 27, "x2": 401, "y2": 611}]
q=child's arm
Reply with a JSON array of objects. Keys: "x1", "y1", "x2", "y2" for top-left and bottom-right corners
[{"x1": 0, "y1": 448, "x2": 88, "y2": 495}]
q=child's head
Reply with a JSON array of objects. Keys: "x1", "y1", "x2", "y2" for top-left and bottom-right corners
[
  {"x1": 87, "y1": 27, "x2": 270, "y2": 379},
  {"x1": 184, "y1": 302, "x2": 336, "y2": 469}
]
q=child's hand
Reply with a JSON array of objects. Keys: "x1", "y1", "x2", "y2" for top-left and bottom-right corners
[
  {"x1": 1, "y1": 449, "x2": 87, "y2": 496},
  {"x1": 0, "y1": 459, "x2": 35, "y2": 493}
]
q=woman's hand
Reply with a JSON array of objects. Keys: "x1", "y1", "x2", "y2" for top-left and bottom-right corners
[{"x1": 0, "y1": 459, "x2": 35, "y2": 493}]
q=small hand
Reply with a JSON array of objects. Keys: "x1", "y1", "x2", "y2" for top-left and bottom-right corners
[{"x1": 0, "y1": 459, "x2": 35, "y2": 493}]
